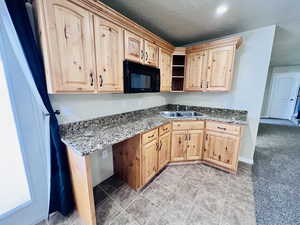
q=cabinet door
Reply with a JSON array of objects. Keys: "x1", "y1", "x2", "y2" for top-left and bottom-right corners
[
  {"x1": 186, "y1": 130, "x2": 204, "y2": 160},
  {"x1": 203, "y1": 131, "x2": 240, "y2": 171},
  {"x1": 160, "y1": 48, "x2": 172, "y2": 92},
  {"x1": 94, "y1": 16, "x2": 124, "y2": 92},
  {"x1": 171, "y1": 131, "x2": 187, "y2": 162},
  {"x1": 124, "y1": 30, "x2": 144, "y2": 63},
  {"x1": 158, "y1": 132, "x2": 171, "y2": 171},
  {"x1": 185, "y1": 51, "x2": 207, "y2": 91},
  {"x1": 206, "y1": 45, "x2": 235, "y2": 91},
  {"x1": 45, "y1": 0, "x2": 95, "y2": 92},
  {"x1": 144, "y1": 40, "x2": 159, "y2": 67},
  {"x1": 142, "y1": 140, "x2": 158, "y2": 185}
]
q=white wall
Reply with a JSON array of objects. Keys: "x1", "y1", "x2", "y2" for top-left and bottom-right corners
[
  {"x1": 170, "y1": 25, "x2": 276, "y2": 163},
  {"x1": 50, "y1": 93, "x2": 170, "y2": 124},
  {"x1": 261, "y1": 65, "x2": 300, "y2": 117}
]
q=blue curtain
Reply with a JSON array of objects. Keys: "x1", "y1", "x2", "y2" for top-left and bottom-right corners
[{"x1": 5, "y1": 0, "x2": 74, "y2": 216}]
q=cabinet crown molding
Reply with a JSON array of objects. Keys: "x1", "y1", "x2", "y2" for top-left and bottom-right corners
[{"x1": 186, "y1": 36, "x2": 242, "y2": 54}]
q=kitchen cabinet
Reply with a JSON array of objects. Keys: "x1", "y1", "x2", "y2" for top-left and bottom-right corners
[
  {"x1": 94, "y1": 16, "x2": 124, "y2": 92},
  {"x1": 157, "y1": 132, "x2": 171, "y2": 171},
  {"x1": 124, "y1": 30, "x2": 144, "y2": 64},
  {"x1": 203, "y1": 121, "x2": 242, "y2": 171},
  {"x1": 160, "y1": 48, "x2": 172, "y2": 92},
  {"x1": 186, "y1": 130, "x2": 204, "y2": 160},
  {"x1": 185, "y1": 37, "x2": 241, "y2": 92},
  {"x1": 35, "y1": 0, "x2": 174, "y2": 94},
  {"x1": 171, "y1": 121, "x2": 205, "y2": 162},
  {"x1": 124, "y1": 31, "x2": 160, "y2": 68},
  {"x1": 39, "y1": 0, "x2": 96, "y2": 93},
  {"x1": 113, "y1": 123, "x2": 171, "y2": 189},
  {"x1": 144, "y1": 40, "x2": 159, "y2": 67},
  {"x1": 206, "y1": 45, "x2": 235, "y2": 91},
  {"x1": 185, "y1": 51, "x2": 208, "y2": 91},
  {"x1": 142, "y1": 139, "x2": 159, "y2": 185},
  {"x1": 171, "y1": 130, "x2": 187, "y2": 161}
]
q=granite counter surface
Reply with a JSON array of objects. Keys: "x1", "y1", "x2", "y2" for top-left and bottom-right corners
[{"x1": 60, "y1": 104, "x2": 247, "y2": 156}]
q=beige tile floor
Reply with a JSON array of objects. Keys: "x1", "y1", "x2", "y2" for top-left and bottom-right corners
[{"x1": 39, "y1": 163, "x2": 256, "y2": 225}]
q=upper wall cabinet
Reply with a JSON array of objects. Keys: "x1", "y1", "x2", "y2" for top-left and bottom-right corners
[
  {"x1": 35, "y1": 0, "x2": 174, "y2": 93},
  {"x1": 94, "y1": 16, "x2": 124, "y2": 93},
  {"x1": 39, "y1": 0, "x2": 96, "y2": 93},
  {"x1": 144, "y1": 40, "x2": 159, "y2": 67},
  {"x1": 124, "y1": 30, "x2": 144, "y2": 64},
  {"x1": 185, "y1": 37, "x2": 242, "y2": 92},
  {"x1": 185, "y1": 50, "x2": 208, "y2": 91},
  {"x1": 124, "y1": 31, "x2": 160, "y2": 68},
  {"x1": 160, "y1": 48, "x2": 172, "y2": 92}
]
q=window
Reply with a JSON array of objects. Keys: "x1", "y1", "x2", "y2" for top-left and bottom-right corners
[{"x1": 0, "y1": 58, "x2": 31, "y2": 215}]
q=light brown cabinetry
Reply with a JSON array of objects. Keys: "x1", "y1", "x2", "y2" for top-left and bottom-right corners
[
  {"x1": 206, "y1": 45, "x2": 235, "y2": 91},
  {"x1": 124, "y1": 30, "x2": 144, "y2": 64},
  {"x1": 160, "y1": 48, "x2": 172, "y2": 92},
  {"x1": 113, "y1": 123, "x2": 171, "y2": 189},
  {"x1": 94, "y1": 16, "x2": 124, "y2": 92},
  {"x1": 185, "y1": 51, "x2": 208, "y2": 91},
  {"x1": 142, "y1": 139, "x2": 159, "y2": 185},
  {"x1": 185, "y1": 37, "x2": 241, "y2": 92},
  {"x1": 124, "y1": 31, "x2": 160, "y2": 68},
  {"x1": 203, "y1": 121, "x2": 242, "y2": 171},
  {"x1": 39, "y1": 0, "x2": 96, "y2": 93},
  {"x1": 144, "y1": 40, "x2": 159, "y2": 67},
  {"x1": 35, "y1": 0, "x2": 174, "y2": 94},
  {"x1": 171, "y1": 121, "x2": 204, "y2": 162}
]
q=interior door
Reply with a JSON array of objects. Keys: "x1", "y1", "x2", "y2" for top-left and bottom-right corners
[
  {"x1": 160, "y1": 48, "x2": 172, "y2": 92},
  {"x1": 124, "y1": 30, "x2": 144, "y2": 63},
  {"x1": 185, "y1": 51, "x2": 207, "y2": 91},
  {"x1": 46, "y1": 0, "x2": 95, "y2": 92},
  {"x1": 171, "y1": 130, "x2": 187, "y2": 161},
  {"x1": 268, "y1": 74, "x2": 299, "y2": 119},
  {"x1": 158, "y1": 132, "x2": 171, "y2": 171},
  {"x1": 142, "y1": 140, "x2": 158, "y2": 185},
  {"x1": 206, "y1": 45, "x2": 235, "y2": 91},
  {"x1": 94, "y1": 16, "x2": 123, "y2": 93},
  {"x1": 204, "y1": 131, "x2": 239, "y2": 170},
  {"x1": 186, "y1": 130, "x2": 204, "y2": 160},
  {"x1": 144, "y1": 40, "x2": 159, "y2": 67}
]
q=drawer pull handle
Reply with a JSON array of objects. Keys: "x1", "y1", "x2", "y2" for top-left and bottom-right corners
[
  {"x1": 148, "y1": 134, "x2": 155, "y2": 138},
  {"x1": 217, "y1": 126, "x2": 226, "y2": 130}
]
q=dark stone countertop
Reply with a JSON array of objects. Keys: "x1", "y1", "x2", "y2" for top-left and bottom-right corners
[{"x1": 60, "y1": 104, "x2": 247, "y2": 156}]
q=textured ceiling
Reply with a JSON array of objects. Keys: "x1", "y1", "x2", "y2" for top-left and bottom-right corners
[{"x1": 99, "y1": 0, "x2": 300, "y2": 66}]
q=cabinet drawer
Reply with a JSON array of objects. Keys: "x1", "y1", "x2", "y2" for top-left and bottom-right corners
[
  {"x1": 206, "y1": 121, "x2": 241, "y2": 136},
  {"x1": 159, "y1": 123, "x2": 171, "y2": 136},
  {"x1": 142, "y1": 128, "x2": 158, "y2": 144},
  {"x1": 172, "y1": 121, "x2": 205, "y2": 130}
]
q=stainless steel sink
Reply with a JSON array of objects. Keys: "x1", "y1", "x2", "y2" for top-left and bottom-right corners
[{"x1": 160, "y1": 111, "x2": 204, "y2": 118}]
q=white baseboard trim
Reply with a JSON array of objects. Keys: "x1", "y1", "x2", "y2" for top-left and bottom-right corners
[{"x1": 239, "y1": 156, "x2": 253, "y2": 165}]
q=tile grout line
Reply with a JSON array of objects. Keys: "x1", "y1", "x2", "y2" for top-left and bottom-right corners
[{"x1": 218, "y1": 174, "x2": 230, "y2": 225}]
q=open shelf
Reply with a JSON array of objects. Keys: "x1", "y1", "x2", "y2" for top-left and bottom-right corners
[{"x1": 171, "y1": 55, "x2": 185, "y2": 92}]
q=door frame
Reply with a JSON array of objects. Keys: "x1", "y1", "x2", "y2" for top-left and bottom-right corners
[{"x1": 267, "y1": 73, "x2": 299, "y2": 119}]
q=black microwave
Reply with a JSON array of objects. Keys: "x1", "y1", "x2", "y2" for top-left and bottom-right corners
[{"x1": 124, "y1": 60, "x2": 160, "y2": 93}]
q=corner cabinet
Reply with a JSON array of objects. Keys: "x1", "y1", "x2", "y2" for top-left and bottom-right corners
[
  {"x1": 203, "y1": 121, "x2": 243, "y2": 171},
  {"x1": 185, "y1": 37, "x2": 241, "y2": 92}
]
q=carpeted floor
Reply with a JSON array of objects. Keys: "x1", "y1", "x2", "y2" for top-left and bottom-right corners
[{"x1": 253, "y1": 124, "x2": 300, "y2": 225}]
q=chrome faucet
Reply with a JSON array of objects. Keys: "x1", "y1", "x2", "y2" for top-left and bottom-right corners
[
  {"x1": 185, "y1": 105, "x2": 188, "y2": 111},
  {"x1": 176, "y1": 105, "x2": 180, "y2": 111}
]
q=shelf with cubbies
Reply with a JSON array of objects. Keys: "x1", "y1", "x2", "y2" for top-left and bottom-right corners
[{"x1": 171, "y1": 48, "x2": 185, "y2": 92}]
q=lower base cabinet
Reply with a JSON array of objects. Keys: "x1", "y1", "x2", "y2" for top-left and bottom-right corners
[
  {"x1": 113, "y1": 123, "x2": 171, "y2": 189},
  {"x1": 113, "y1": 121, "x2": 243, "y2": 190}
]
